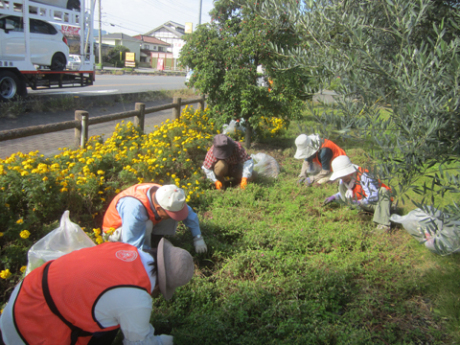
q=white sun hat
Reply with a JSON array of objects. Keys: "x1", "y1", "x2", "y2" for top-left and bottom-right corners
[
  {"x1": 329, "y1": 156, "x2": 357, "y2": 181},
  {"x1": 294, "y1": 134, "x2": 321, "y2": 159}
]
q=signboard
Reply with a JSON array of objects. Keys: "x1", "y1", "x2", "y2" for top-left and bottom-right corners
[
  {"x1": 185, "y1": 22, "x2": 193, "y2": 34},
  {"x1": 61, "y1": 25, "x2": 80, "y2": 38},
  {"x1": 157, "y1": 58, "x2": 165, "y2": 71},
  {"x1": 125, "y1": 52, "x2": 135, "y2": 67}
]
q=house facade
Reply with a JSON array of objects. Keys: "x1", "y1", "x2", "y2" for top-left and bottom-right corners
[
  {"x1": 132, "y1": 35, "x2": 170, "y2": 65},
  {"x1": 98, "y1": 33, "x2": 141, "y2": 62},
  {"x1": 144, "y1": 21, "x2": 187, "y2": 69}
]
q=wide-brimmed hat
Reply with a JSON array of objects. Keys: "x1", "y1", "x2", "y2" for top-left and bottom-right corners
[
  {"x1": 213, "y1": 134, "x2": 235, "y2": 159},
  {"x1": 329, "y1": 156, "x2": 357, "y2": 181},
  {"x1": 156, "y1": 185, "x2": 189, "y2": 221},
  {"x1": 157, "y1": 238, "x2": 194, "y2": 300},
  {"x1": 294, "y1": 134, "x2": 321, "y2": 159}
]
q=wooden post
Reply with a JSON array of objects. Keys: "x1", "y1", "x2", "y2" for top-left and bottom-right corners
[
  {"x1": 198, "y1": 95, "x2": 205, "y2": 110},
  {"x1": 173, "y1": 97, "x2": 181, "y2": 120},
  {"x1": 74, "y1": 110, "x2": 83, "y2": 148},
  {"x1": 134, "y1": 103, "x2": 146, "y2": 132},
  {"x1": 80, "y1": 112, "x2": 88, "y2": 147},
  {"x1": 75, "y1": 110, "x2": 89, "y2": 148}
]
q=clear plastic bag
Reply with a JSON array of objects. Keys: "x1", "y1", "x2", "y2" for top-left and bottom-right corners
[
  {"x1": 223, "y1": 119, "x2": 246, "y2": 135},
  {"x1": 250, "y1": 153, "x2": 280, "y2": 179},
  {"x1": 390, "y1": 206, "x2": 460, "y2": 256},
  {"x1": 26, "y1": 211, "x2": 95, "y2": 275}
]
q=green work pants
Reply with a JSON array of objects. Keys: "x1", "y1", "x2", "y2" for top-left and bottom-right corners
[{"x1": 339, "y1": 185, "x2": 391, "y2": 226}]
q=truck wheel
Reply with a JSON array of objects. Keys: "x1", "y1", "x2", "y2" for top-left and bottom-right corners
[
  {"x1": 50, "y1": 53, "x2": 67, "y2": 71},
  {"x1": 0, "y1": 71, "x2": 27, "y2": 102}
]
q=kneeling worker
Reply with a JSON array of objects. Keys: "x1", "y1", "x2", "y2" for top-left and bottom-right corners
[
  {"x1": 323, "y1": 156, "x2": 393, "y2": 232},
  {"x1": 103, "y1": 183, "x2": 207, "y2": 253},
  {"x1": 0, "y1": 239, "x2": 194, "y2": 345},
  {"x1": 202, "y1": 134, "x2": 254, "y2": 190},
  {"x1": 294, "y1": 134, "x2": 346, "y2": 186}
]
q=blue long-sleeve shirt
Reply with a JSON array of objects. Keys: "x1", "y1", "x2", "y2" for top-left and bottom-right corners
[{"x1": 116, "y1": 196, "x2": 201, "y2": 250}]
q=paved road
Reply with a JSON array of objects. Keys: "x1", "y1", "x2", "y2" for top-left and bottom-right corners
[{"x1": 28, "y1": 75, "x2": 188, "y2": 96}]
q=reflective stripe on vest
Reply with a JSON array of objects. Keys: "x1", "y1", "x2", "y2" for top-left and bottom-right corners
[
  {"x1": 312, "y1": 139, "x2": 346, "y2": 169},
  {"x1": 12, "y1": 243, "x2": 151, "y2": 345},
  {"x1": 102, "y1": 183, "x2": 161, "y2": 233}
]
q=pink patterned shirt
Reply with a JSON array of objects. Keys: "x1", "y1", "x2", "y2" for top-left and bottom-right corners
[{"x1": 203, "y1": 141, "x2": 251, "y2": 169}]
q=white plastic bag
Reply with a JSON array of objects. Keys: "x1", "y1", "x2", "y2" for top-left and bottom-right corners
[
  {"x1": 26, "y1": 211, "x2": 95, "y2": 275},
  {"x1": 250, "y1": 153, "x2": 280, "y2": 179},
  {"x1": 390, "y1": 207, "x2": 460, "y2": 256},
  {"x1": 223, "y1": 119, "x2": 246, "y2": 135}
]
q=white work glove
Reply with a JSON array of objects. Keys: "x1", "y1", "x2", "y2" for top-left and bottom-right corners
[
  {"x1": 157, "y1": 334, "x2": 173, "y2": 345},
  {"x1": 193, "y1": 235, "x2": 207, "y2": 253}
]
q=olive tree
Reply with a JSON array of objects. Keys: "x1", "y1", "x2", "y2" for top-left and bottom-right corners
[
  {"x1": 179, "y1": 0, "x2": 315, "y2": 147},
  {"x1": 256, "y1": 0, "x2": 460, "y2": 214}
]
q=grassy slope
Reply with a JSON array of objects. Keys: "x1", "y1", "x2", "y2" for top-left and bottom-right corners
[{"x1": 140, "y1": 121, "x2": 460, "y2": 345}]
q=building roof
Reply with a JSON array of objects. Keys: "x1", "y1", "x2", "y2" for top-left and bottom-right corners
[
  {"x1": 144, "y1": 21, "x2": 185, "y2": 38},
  {"x1": 101, "y1": 33, "x2": 140, "y2": 42},
  {"x1": 133, "y1": 35, "x2": 170, "y2": 46}
]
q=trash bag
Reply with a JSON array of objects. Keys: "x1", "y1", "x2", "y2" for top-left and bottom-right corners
[
  {"x1": 223, "y1": 119, "x2": 246, "y2": 135},
  {"x1": 25, "y1": 211, "x2": 95, "y2": 275},
  {"x1": 390, "y1": 206, "x2": 460, "y2": 256},
  {"x1": 251, "y1": 153, "x2": 280, "y2": 179}
]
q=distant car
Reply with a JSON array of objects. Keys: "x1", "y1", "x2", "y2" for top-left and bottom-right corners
[
  {"x1": 185, "y1": 70, "x2": 193, "y2": 85},
  {"x1": 66, "y1": 54, "x2": 81, "y2": 70},
  {"x1": 0, "y1": 14, "x2": 69, "y2": 71}
]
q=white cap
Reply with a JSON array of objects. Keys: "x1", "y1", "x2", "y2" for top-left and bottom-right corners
[
  {"x1": 329, "y1": 156, "x2": 357, "y2": 181},
  {"x1": 156, "y1": 185, "x2": 188, "y2": 221},
  {"x1": 294, "y1": 134, "x2": 321, "y2": 159}
]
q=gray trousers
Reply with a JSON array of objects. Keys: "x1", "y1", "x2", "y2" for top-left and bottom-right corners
[{"x1": 339, "y1": 184, "x2": 391, "y2": 226}]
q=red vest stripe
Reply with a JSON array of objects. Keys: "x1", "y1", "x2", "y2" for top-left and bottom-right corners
[
  {"x1": 13, "y1": 243, "x2": 152, "y2": 345},
  {"x1": 102, "y1": 183, "x2": 162, "y2": 233}
]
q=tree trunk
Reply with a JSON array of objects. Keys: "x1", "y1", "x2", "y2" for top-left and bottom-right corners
[{"x1": 245, "y1": 123, "x2": 252, "y2": 148}]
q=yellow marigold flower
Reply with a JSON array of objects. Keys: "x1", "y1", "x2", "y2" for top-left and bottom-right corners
[
  {"x1": 93, "y1": 228, "x2": 101, "y2": 236},
  {"x1": 0, "y1": 232, "x2": 3, "y2": 237},
  {"x1": 42, "y1": 176, "x2": 48, "y2": 182},
  {"x1": 106, "y1": 227, "x2": 116, "y2": 235},
  {"x1": 0, "y1": 269, "x2": 12, "y2": 279},
  {"x1": 20, "y1": 266, "x2": 27, "y2": 273},
  {"x1": 16, "y1": 219, "x2": 24, "y2": 224},
  {"x1": 96, "y1": 236, "x2": 103, "y2": 244},
  {"x1": 61, "y1": 188, "x2": 68, "y2": 193},
  {"x1": 5, "y1": 204, "x2": 9, "y2": 208},
  {"x1": 20, "y1": 230, "x2": 31, "y2": 239}
]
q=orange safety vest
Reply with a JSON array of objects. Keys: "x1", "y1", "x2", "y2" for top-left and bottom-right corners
[
  {"x1": 12, "y1": 242, "x2": 151, "y2": 345},
  {"x1": 311, "y1": 139, "x2": 346, "y2": 169},
  {"x1": 102, "y1": 183, "x2": 161, "y2": 233},
  {"x1": 352, "y1": 166, "x2": 391, "y2": 200}
]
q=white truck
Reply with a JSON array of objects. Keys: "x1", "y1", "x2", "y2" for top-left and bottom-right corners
[{"x1": 0, "y1": 0, "x2": 95, "y2": 101}]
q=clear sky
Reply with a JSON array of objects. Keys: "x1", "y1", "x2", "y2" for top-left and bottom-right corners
[{"x1": 89, "y1": 0, "x2": 214, "y2": 36}]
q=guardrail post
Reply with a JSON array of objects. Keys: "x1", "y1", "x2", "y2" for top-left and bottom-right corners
[
  {"x1": 75, "y1": 110, "x2": 89, "y2": 148},
  {"x1": 198, "y1": 96, "x2": 205, "y2": 110},
  {"x1": 173, "y1": 97, "x2": 181, "y2": 120},
  {"x1": 134, "y1": 103, "x2": 146, "y2": 132}
]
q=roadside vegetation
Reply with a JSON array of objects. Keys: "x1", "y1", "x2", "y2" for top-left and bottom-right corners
[{"x1": 1, "y1": 103, "x2": 460, "y2": 344}]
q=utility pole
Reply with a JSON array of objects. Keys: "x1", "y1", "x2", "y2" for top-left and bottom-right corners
[
  {"x1": 98, "y1": 0, "x2": 102, "y2": 66},
  {"x1": 198, "y1": 0, "x2": 202, "y2": 25}
]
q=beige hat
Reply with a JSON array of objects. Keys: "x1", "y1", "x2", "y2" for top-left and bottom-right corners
[
  {"x1": 294, "y1": 134, "x2": 321, "y2": 159},
  {"x1": 156, "y1": 185, "x2": 189, "y2": 221},
  {"x1": 329, "y1": 156, "x2": 357, "y2": 181},
  {"x1": 157, "y1": 238, "x2": 194, "y2": 300}
]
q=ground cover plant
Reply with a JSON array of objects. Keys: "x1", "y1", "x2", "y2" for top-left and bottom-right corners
[{"x1": 1, "y1": 104, "x2": 460, "y2": 344}]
